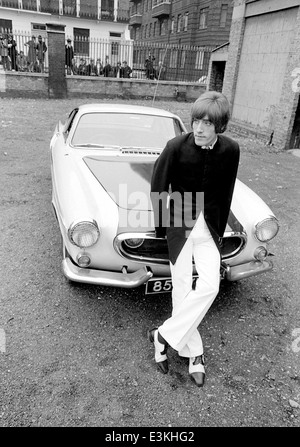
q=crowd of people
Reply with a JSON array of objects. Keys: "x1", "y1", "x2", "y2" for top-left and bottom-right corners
[
  {"x1": 1, "y1": 35, "x2": 167, "y2": 80},
  {"x1": 0, "y1": 33, "x2": 47, "y2": 73},
  {"x1": 65, "y1": 40, "x2": 133, "y2": 78},
  {"x1": 70, "y1": 57, "x2": 133, "y2": 78},
  {"x1": 65, "y1": 42, "x2": 167, "y2": 80}
]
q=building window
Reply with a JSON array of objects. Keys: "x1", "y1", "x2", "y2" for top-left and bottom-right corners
[
  {"x1": 111, "y1": 41, "x2": 119, "y2": 57},
  {"x1": 183, "y1": 13, "x2": 188, "y2": 32},
  {"x1": 110, "y1": 32, "x2": 121, "y2": 38},
  {"x1": 149, "y1": 23, "x2": 152, "y2": 38},
  {"x1": 74, "y1": 27, "x2": 89, "y2": 56},
  {"x1": 180, "y1": 50, "x2": 186, "y2": 68},
  {"x1": 195, "y1": 50, "x2": 204, "y2": 69},
  {"x1": 23, "y1": 0, "x2": 37, "y2": 11},
  {"x1": 220, "y1": 4, "x2": 228, "y2": 28},
  {"x1": 171, "y1": 16, "x2": 175, "y2": 34},
  {"x1": 199, "y1": 7, "x2": 209, "y2": 29},
  {"x1": 32, "y1": 23, "x2": 47, "y2": 31},
  {"x1": 63, "y1": 0, "x2": 76, "y2": 15},
  {"x1": 161, "y1": 19, "x2": 167, "y2": 36},
  {"x1": 177, "y1": 14, "x2": 182, "y2": 33},
  {"x1": 170, "y1": 49, "x2": 178, "y2": 68},
  {"x1": 0, "y1": 18, "x2": 12, "y2": 34},
  {"x1": 145, "y1": 24, "x2": 148, "y2": 38},
  {"x1": 102, "y1": 0, "x2": 113, "y2": 10},
  {"x1": 153, "y1": 21, "x2": 157, "y2": 37}
]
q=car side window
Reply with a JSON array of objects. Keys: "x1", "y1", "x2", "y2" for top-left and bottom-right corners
[{"x1": 63, "y1": 109, "x2": 78, "y2": 135}]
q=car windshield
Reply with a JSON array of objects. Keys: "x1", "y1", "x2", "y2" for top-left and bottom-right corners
[{"x1": 71, "y1": 112, "x2": 184, "y2": 149}]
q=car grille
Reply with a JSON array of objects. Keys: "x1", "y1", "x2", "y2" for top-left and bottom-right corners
[{"x1": 115, "y1": 232, "x2": 246, "y2": 265}]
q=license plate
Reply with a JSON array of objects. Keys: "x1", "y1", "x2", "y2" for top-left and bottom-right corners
[
  {"x1": 145, "y1": 277, "x2": 173, "y2": 295},
  {"x1": 145, "y1": 275, "x2": 198, "y2": 295}
]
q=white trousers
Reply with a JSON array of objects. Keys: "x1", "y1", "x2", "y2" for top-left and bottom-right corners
[{"x1": 159, "y1": 213, "x2": 220, "y2": 358}]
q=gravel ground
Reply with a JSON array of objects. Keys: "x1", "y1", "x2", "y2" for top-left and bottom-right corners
[{"x1": 0, "y1": 97, "x2": 300, "y2": 428}]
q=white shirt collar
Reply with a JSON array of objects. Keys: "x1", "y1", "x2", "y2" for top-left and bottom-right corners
[{"x1": 201, "y1": 136, "x2": 218, "y2": 150}]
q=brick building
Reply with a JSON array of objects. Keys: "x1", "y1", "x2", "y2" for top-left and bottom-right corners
[
  {"x1": 221, "y1": 0, "x2": 300, "y2": 150},
  {"x1": 129, "y1": 0, "x2": 233, "y2": 47}
]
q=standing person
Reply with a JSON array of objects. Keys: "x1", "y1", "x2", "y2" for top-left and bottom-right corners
[
  {"x1": 24, "y1": 36, "x2": 37, "y2": 72},
  {"x1": 7, "y1": 34, "x2": 17, "y2": 71},
  {"x1": 145, "y1": 53, "x2": 156, "y2": 79},
  {"x1": 96, "y1": 58, "x2": 103, "y2": 76},
  {"x1": 114, "y1": 61, "x2": 122, "y2": 78},
  {"x1": 103, "y1": 56, "x2": 111, "y2": 77},
  {"x1": 65, "y1": 38, "x2": 74, "y2": 75},
  {"x1": 120, "y1": 60, "x2": 132, "y2": 78},
  {"x1": 77, "y1": 58, "x2": 87, "y2": 75},
  {"x1": 149, "y1": 91, "x2": 240, "y2": 387},
  {"x1": 16, "y1": 50, "x2": 28, "y2": 72},
  {"x1": 0, "y1": 34, "x2": 9, "y2": 71},
  {"x1": 36, "y1": 35, "x2": 47, "y2": 73},
  {"x1": 87, "y1": 58, "x2": 97, "y2": 76}
]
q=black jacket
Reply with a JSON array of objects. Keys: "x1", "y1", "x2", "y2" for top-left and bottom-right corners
[{"x1": 151, "y1": 132, "x2": 240, "y2": 264}]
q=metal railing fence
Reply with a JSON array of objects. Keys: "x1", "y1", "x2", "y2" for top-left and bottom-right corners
[
  {"x1": 0, "y1": 30, "x2": 212, "y2": 82},
  {"x1": 0, "y1": 30, "x2": 48, "y2": 72},
  {"x1": 69, "y1": 37, "x2": 212, "y2": 82}
]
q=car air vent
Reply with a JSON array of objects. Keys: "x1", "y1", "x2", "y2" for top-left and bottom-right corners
[
  {"x1": 220, "y1": 234, "x2": 246, "y2": 258},
  {"x1": 121, "y1": 149, "x2": 161, "y2": 156}
]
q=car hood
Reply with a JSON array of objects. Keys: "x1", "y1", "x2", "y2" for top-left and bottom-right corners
[
  {"x1": 83, "y1": 155, "x2": 274, "y2": 235},
  {"x1": 84, "y1": 155, "x2": 155, "y2": 211}
]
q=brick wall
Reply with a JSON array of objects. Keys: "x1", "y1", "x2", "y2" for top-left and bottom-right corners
[
  {"x1": 222, "y1": 0, "x2": 246, "y2": 107},
  {"x1": 66, "y1": 77, "x2": 205, "y2": 101},
  {"x1": 46, "y1": 23, "x2": 67, "y2": 99},
  {"x1": 0, "y1": 71, "x2": 205, "y2": 102},
  {"x1": 272, "y1": 6, "x2": 300, "y2": 149},
  {"x1": 0, "y1": 72, "x2": 48, "y2": 98},
  {"x1": 222, "y1": 0, "x2": 300, "y2": 149}
]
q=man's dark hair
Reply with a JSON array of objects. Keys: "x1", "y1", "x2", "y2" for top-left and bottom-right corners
[{"x1": 191, "y1": 91, "x2": 231, "y2": 133}]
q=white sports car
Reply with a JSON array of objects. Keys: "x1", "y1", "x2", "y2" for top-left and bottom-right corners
[{"x1": 50, "y1": 103, "x2": 279, "y2": 294}]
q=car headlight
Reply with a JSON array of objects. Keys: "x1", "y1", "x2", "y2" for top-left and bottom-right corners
[
  {"x1": 68, "y1": 220, "x2": 100, "y2": 248},
  {"x1": 255, "y1": 217, "x2": 279, "y2": 242}
]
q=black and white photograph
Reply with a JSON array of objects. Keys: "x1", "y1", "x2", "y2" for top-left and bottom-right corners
[{"x1": 0, "y1": 0, "x2": 299, "y2": 432}]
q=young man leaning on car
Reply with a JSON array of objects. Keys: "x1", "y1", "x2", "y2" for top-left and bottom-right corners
[{"x1": 149, "y1": 91, "x2": 240, "y2": 387}]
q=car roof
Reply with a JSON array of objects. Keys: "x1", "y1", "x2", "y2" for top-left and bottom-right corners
[{"x1": 77, "y1": 103, "x2": 178, "y2": 119}]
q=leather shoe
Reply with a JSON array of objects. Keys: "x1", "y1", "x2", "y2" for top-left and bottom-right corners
[
  {"x1": 148, "y1": 328, "x2": 169, "y2": 374},
  {"x1": 189, "y1": 354, "x2": 205, "y2": 387}
]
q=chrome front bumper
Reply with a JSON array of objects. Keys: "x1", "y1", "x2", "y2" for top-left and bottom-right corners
[
  {"x1": 225, "y1": 259, "x2": 273, "y2": 281},
  {"x1": 62, "y1": 257, "x2": 273, "y2": 288},
  {"x1": 62, "y1": 258, "x2": 153, "y2": 288}
]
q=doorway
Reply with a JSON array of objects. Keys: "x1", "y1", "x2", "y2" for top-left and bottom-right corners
[{"x1": 290, "y1": 97, "x2": 300, "y2": 149}]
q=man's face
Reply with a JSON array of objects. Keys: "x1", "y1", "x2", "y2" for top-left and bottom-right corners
[{"x1": 192, "y1": 114, "x2": 217, "y2": 147}]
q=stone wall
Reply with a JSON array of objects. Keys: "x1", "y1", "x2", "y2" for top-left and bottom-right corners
[
  {"x1": 66, "y1": 76, "x2": 205, "y2": 101},
  {"x1": 0, "y1": 71, "x2": 48, "y2": 98},
  {"x1": 0, "y1": 70, "x2": 205, "y2": 101}
]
